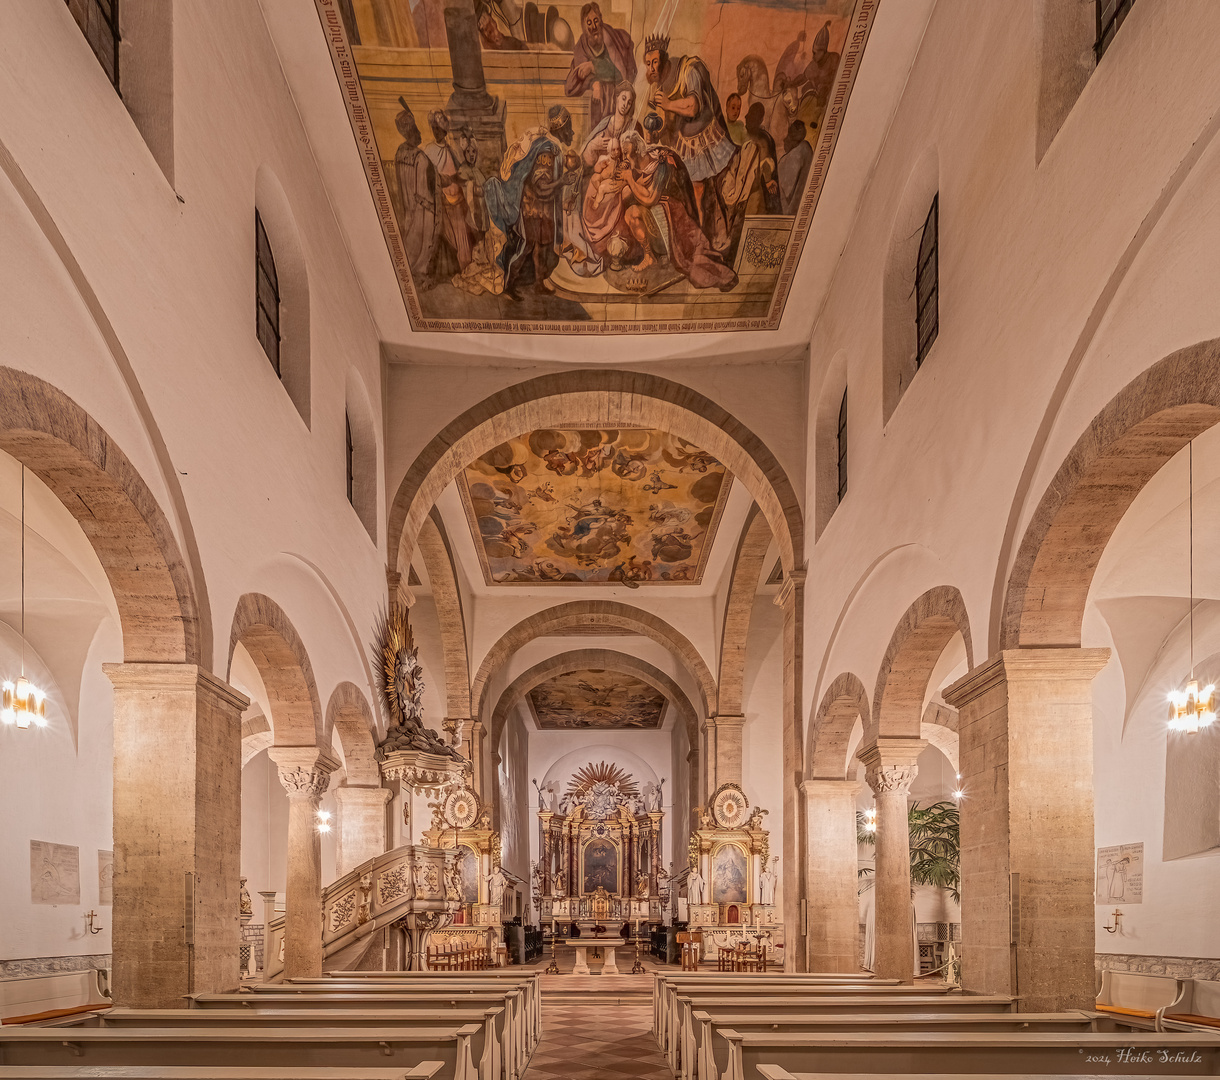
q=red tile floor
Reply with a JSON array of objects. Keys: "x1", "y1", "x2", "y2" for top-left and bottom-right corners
[{"x1": 523, "y1": 1002, "x2": 673, "y2": 1079}]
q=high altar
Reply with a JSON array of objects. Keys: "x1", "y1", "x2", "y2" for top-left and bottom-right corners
[{"x1": 533, "y1": 762, "x2": 668, "y2": 927}]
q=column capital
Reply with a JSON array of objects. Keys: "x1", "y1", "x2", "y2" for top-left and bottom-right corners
[
  {"x1": 332, "y1": 785, "x2": 393, "y2": 807},
  {"x1": 943, "y1": 647, "x2": 1112, "y2": 709},
  {"x1": 774, "y1": 567, "x2": 807, "y2": 608},
  {"x1": 801, "y1": 778, "x2": 863, "y2": 799},
  {"x1": 856, "y1": 738, "x2": 927, "y2": 796},
  {"x1": 712, "y1": 714, "x2": 745, "y2": 729},
  {"x1": 102, "y1": 663, "x2": 250, "y2": 712},
  {"x1": 268, "y1": 747, "x2": 340, "y2": 799}
]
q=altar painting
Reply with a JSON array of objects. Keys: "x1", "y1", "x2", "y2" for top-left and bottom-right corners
[
  {"x1": 314, "y1": 0, "x2": 876, "y2": 333},
  {"x1": 459, "y1": 428, "x2": 731, "y2": 585},
  {"x1": 582, "y1": 838, "x2": 620, "y2": 894},
  {"x1": 712, "y1": 843, "x2": 748, "y2": 903},
  {"x1": 458, "y1": 845, "x2": 479, "y2": 904}
]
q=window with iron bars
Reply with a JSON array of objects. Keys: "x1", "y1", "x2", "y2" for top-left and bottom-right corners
[
  {"x1": 255, "y1": 211, "x2": 282, "y2": 376},
  {"x1": 65, "y1": 0, "x2": 120, "y2": 91},
  {"x1": 345, "y1": 413, "x2": 355, "y2": 506},
  {"x1": 915, "y1": 194, "x2": 939, "y2": 369},
  {"x1": 836, "y1": 388, "x2": 848, "y2": 503},
  {"x1": 1095, "y1": 0, "x2": 1135, "y2": 62}
]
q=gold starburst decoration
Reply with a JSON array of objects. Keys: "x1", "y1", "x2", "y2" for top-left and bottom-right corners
[
  {"x1": 567, "y1": 760, "x2": 640, "y2": 798},
  {"x1": 380, "y1": 604, "x2": 423, "y2": 723}
]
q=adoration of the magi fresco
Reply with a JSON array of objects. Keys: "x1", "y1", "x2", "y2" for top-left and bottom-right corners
[
  {"x1": 458, "y1": 427, "x2": 731, "y2": 585},
  {"x1": 315, "y1": 0, "x2": 875, "y2": 332},
  {"x1": 528, "y1": 669, "x2": 668, "y2": 729}
]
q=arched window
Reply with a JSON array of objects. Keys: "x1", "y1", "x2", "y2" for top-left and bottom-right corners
[
  {"x1": 345, "y1": 411, "x2": 355, "y2": 506},
  {"x1": 66, "y1": 0, "x2": 120, "y2": 89},
  {"x1": 345, "y1": 369, "x2": 378, "y2": 543},
  {"x1": 255, "y1": 210, "x2": 281, "y2": 376},
  {"x1": 836, "y1": 388, "x2": 848, "y2": 503},
  {"x1": 1095, "y1": 0, "x2": 1136, "y2": 61},
  {"x1": 915, "y1": 194, "x2": 939, "y2": 369}
]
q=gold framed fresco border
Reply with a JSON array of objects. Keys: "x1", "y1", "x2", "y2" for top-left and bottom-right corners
[
  {"x1": 580, "y1": 835, "x2": 621, "y2": 896},
  {"x1": 710, "y1": 839, "x2": 752, "y2": 906},
  {"x1": 312, "y1": 0, "x2": 879, "y2": 335},
  {"x1": 453, "y1": 440, "x2": 734, "y2": 586}
]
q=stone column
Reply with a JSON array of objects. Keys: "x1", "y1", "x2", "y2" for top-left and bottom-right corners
[
  {"x1": 687, "y1": 748, "x2": 700, "y2": 815},
  {"x1": 943, "y1": 648, "x2": 1110, "y2": 1011},
  {"x1": 103, "y1": 663, "x2": 248, "y2": 1008},
  {"x1": 333, "y1": 786, "x2": 393, "y2": 876},
  {"x1": 857, "y1": 738, "x2": 926, "y2": 982},
  {"x1": 700, "y1": 718, "x2": 717, "y2": 798},
  {"x1": 802, "y1": 778, "x2": 863, "y2": 972},
  {"x1": 269, "y1": 747, "x2": 339, "y2": 979},
  {"x1": 712, "y1": 714, "x2": 746, "y2": 788}
]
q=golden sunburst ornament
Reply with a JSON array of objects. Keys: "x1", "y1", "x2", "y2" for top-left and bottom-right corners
[
  {"x1": 567, "y1": 760, "x2": 640, "y2": 798},
  {"x1": 381, "y1": 604, "x2": 424, "y2": 724}
]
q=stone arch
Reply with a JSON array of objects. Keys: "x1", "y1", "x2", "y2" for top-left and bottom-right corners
[
  {"x1": 0, "y1": 366, "x2": 201, "y2": 664},
  {"x1": 326, "y1": 681, "x2": 380, "y2": 786},
  {"x1": 920, "y1": 701, "x2": 959, "y2": 773},
  {"x1": 872, "y1": 585, "x2": 973, "y2": 738},
  {"x1": 386, "y1": 370, "x2": 803, "y2": 580},
  {"x1": 809, "y1": 672, "x2": 870, "y2": 780},
  {"x1": 417, "y1": 511, "x2": 471, "y2": 718},
  {"x1": 228, "y1": 593, "x2": 324, "y2": 747},
  {"x1": 718, "y1": 505, "x2": 773, "y2": 716},
  {"x1": 471, "y1": 600, "x2": 716, "y2": 722},
  {"x1": 241, "y1": 707, "x2": 273, "y2": 767},
  {"x1": 489, "y1": 649, "x2": 699, "y2": 750},
  {"x1": 1001, "y1": 338, "x2": 1220, "y2": 649}
]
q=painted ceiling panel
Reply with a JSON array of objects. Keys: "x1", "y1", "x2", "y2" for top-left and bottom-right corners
[
  {"x1": 529, "y1": 669, "x2": 667, "y2": 729},
  {"x1": 315, "y1": 0, "x2": 874, "y2": 332},
  {"x1": 457, "y1": 427, "x2": 731, "y2": 584}
]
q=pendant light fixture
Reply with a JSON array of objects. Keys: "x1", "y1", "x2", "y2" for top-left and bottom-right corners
[
  {"x1": 1168, "y1": 441, "x2": 1215, "y2": 735},
  {"x1": 2, "y1": 465, "x2": 48, "y2": 729}
]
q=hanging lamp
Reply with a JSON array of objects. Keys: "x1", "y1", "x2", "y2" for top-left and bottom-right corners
[
  {"x1": 1168, "y1": 441, "x2": 1215, "y2": 735},
  {"x1": 2, "y1": 465, "x2": 48, "y2": 729}
]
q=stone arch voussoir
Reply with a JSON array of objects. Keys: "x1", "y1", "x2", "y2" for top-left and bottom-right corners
[
  {"x1": 228, "y1": 592, "x2": 324, "y2": 747},
  {"x1": 809, "y1": 672, "x2": 870, "y2": 780},
  {"x1": 718, "y1": 505, "x2": 773, "y2": 716},
  {"x1": 0, "y1": 366, "x2": 200, "y2": 664},
  {"x1": 326, "y1": 681, "x2": 380, "y2": 787},
  {"x1": 417, "y1": 512, "x2": 472, "y2": 718},
  {"x1": 872, "y1": 585, "x2": 973, "y2": 739},
  {"x1": 1002, "y1": 338, "x2": 1220, "y2": 650}
]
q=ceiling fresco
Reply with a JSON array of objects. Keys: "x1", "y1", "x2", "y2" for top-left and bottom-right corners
[
  {"x1": 314, "y1": 0, "x2": 875, "y2": 333},
  {"x1": 457, "y1": 428, "x2": 731, "y2": 585},
  {"x1": 529, "y1": 670, "x2": 667, "y2": 729}
]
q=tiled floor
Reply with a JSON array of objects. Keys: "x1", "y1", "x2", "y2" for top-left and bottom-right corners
[{"x1": 524, "y1": 1002, "x2": 673, "y2": 1079}]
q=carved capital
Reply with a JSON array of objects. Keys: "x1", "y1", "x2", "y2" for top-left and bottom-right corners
[
  {"x1": 268, "y1": 747, "x2": 340, "y2": 800},
  {"x1": 865, "y1": 763, "x2": 918, "y2": 795},
  {"x1": 856, "y1": 738, "x2": 926, "y2": 797}
]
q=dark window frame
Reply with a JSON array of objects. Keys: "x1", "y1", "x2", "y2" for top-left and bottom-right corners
[
  {"x1": 836, "y1": 388, "x2": 848, "y2": 504},
  {"x1": 1095, "y1": 0, "x2": 1135, "y2": 62},
  {"x1": 66, "y1": 0, "x2": 121, "y2": 92},
  {"x1": 345, "y1": 412, "x2": 355, "y2": 506},
  {"x1": 915, "y1": 193, "x2": 939, "y2": 369},
  {"x1": 255, "y1": 210, "x2": 282, "y2": 376}
]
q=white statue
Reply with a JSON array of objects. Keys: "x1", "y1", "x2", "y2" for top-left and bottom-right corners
[
  {"x1": 688, "y1": 865, "x2": 706, "y2": 905},
  {"x1": 759, "y1": 857, "x2": 778, "y2": 906},
  {"x1": 645, "y1": 779, "x2": 664, "y2": 812},
  {"x1": 488, "y1": 866, "x2": 507, "y2": 907}
]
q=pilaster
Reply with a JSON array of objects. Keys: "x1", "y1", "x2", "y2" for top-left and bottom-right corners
[
  {"x1": 712, "y1": 714, "x2": 745, "y2": 788},
  {"x1": 333, "y1": 786, "x2": 393, "y2": 875},
  {"x1": 802, "y1": 779, "x2": 863, "y2": 972}
]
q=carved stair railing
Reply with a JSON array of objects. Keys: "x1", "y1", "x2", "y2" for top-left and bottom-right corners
[{"x1": 262, "y1": 844, "x2": 462, "y2": 980}]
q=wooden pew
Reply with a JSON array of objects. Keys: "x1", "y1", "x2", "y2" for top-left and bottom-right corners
[
  {"x1": 717, "y1": 1029, "x2": 1220, "y2": 1080},
  {"x1": 0, "y1": 1070, "x2": 444, "y2": 1080},
  {"x1": 691, "y1": 1012, "x2": 1132, "y2": 1080},
  {"x1": 191, "y1": 995, "x2": 528, "y2": 1080},
  {"x1": 44, "y1": 1009, "x2": 508, "y2": 1080},
  {"x1": 1164, "y1": 980, "x2": 1220, "y2": 1032},
  {"x1": 667, "y1": 994, "x2": 1017, "y2": 1078},
  {"x1": 0, "y1": 1027, "x2": 483, "y2": 1078}
]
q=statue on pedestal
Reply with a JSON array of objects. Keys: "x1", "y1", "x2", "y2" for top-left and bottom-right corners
[
  {"x1": 759, "y1": 856, "x2": 778, "y2": 905},
  {"x1": 688, "y1": 864, "x2": 707, "y2": 905}
]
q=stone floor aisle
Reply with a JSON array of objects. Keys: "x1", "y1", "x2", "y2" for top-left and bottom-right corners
[{"x1": 523, "y1": 1001, "x2": 673, "y2": 1079}]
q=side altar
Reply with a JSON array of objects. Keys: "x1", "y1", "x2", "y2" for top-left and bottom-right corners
[{"x1": 532, "y1": 762, "x2": 669, "y2": 929}]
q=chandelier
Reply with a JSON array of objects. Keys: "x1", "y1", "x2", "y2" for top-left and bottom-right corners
[
  {"x1": 2, "y1": 465, "x2": 47, "y2": 729},
  {"x1": 1168, "y1": 441, "x2": 1215, "y2": 735}
]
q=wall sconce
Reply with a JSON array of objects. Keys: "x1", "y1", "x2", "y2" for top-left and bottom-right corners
[
  {"x1": 1103, "y1": 908, "x2": 1123, "y2": 935},
  {"x1": 85, "y1": 910, "x2": 104, "y2": 935}
]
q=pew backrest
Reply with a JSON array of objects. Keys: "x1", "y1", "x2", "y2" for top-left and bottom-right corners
[
  {"x1": 1096, "y1": 969, "x2": 1186, "y2": 1024},
  {"x1": 0, "y1": 971, "x2": 110, "y2": 1025},
  {"x1": 1165, "y1": 979, "x2": 1220, "y2": 1031},
  {"x1": 0, "y1": 1069, "x2": 446, "y2": 1080}
]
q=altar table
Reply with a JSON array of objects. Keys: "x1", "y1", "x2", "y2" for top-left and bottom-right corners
[{"x1": 565, "y1": 940, "x2": 619, "y2": 975}]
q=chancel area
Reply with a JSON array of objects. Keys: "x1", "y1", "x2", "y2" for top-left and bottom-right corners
[{"x1": 3, "y1": 0, "x2": 1220, "y2": 1077}]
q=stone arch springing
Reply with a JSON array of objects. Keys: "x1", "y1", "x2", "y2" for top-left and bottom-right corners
[
  {"x1": 872, "y1": 585, "x2": 973, "y2": 738},
  {"x1": 416, "y1": 511, "x2": 472, "y2": 719},
  {"x1": 241, "y1": 707, "x2": 273, "y2": 766},
  {"x1": 386, "y1": 370, "x2": 803, "y2": 584},
  {"x1": 489, "y1": 648, "x2": 699, "y2": 752},
  {"x1": 0, "y1": 366, "x2": 201, "y2": 664},
  {"x1": 228, "y1": 592, "x2": 324, "y2": 747},
  {"x1": 809, "y1": 672, "x2": 870, "y2": 780},
  {"x1": 718, "y1": 505, "x2": 773, "y2": 717},
  {"x1": 470, "y1": 600, "x2": 717, "y2": 723},
  {"x1": 325, "y1": 681, "x2": 380, "y2": 787},
  {"x1": 1001, "y1": 338, "x2": 1220, "y2": 650},
  {"x1": 920, "y1": 701, "x2": 959, "y2": 773}
]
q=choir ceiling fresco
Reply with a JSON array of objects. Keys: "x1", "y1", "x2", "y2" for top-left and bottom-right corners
[
  {"x1": 457, "y1": 427, "x2": 731, "y2": 585},
  {"x1": 528, "y1": 669, "x2": 668, "y2": 729},
  {"x1": 315, "y1": 0, "x2": 875, "y2": 333}
]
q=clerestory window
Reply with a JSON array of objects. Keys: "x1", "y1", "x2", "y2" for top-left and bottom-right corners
[
  {"x1": 66, "y1": 0, "x2": 120, "y2": 91},
  {"x1": 1095, "y1": 0, "x2": 1136, "y2": 62},
  {"x1": 915, "y1": 194, "x2": 939, "y2": 369},
  {"x1": 255, "y1": 211, "x2": 282, "y2": 376},
  {"x1": 836, "y1": 388, "x2": 848, "y2": 503}
]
